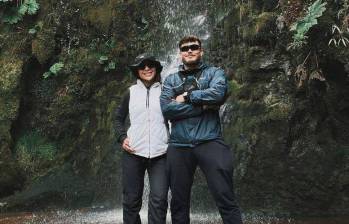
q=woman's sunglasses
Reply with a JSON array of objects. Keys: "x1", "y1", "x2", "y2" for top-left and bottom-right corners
[
  {"x1": 138, "y1": 61, "x2": 157, "y2": 70},
  {"x1": 180, "y1": 44, "x2": 201, "y2": 52}
]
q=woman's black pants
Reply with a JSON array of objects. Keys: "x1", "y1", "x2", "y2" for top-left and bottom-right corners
[{"x1": 122, "y1": 152, "x2": 168, "y2": 224}]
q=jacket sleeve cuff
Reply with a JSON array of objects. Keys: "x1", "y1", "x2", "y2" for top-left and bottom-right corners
[
  {"x1": 188, "y1": 90, "x2": 200, "y2": 104},
  {"x1": 118, "y1": 134, "x2": 127, "y2": 144}
]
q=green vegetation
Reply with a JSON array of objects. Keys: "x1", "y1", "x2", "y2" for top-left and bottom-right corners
[
  {"x1": 1, "y1": 0, "x2": 40, "y2": 24},
  {"x1": 28, "y1": 21, "x2": 43, "y2": 34},
  {"x1": 288, "y1": 0, "x2": 327, "y2": 49},
  {"x1": 95, "y1": 39, "x2": 118, "y2": 72},
  {"x1": 98, "y1": 55, "x2": 116, "y2": 72},
  {"x1": 43, "y1": 62, "x2": 64, "y2": 79},
  {"x1": 328, "y1": 0, "x2": 349, "y2": 48},
  {"x1": 15, "y1": 131, "x2": 57, "y2": 177}
]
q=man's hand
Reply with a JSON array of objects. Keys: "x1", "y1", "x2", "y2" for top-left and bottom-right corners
[
  {"x1": 175, "y1": 93, "x2": 186, "y2": 103},
  {"x1": 122, "y1": 137, "x2": 135, "y2": 153}
]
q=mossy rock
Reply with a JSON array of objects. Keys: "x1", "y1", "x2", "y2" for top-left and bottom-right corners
[
  {"x1": 0, "y1": 161, "x2": 23, "y2": 198},
  {"x1": 0, "y1": 120, "x2": 12, "y2": 141},
  {"x1": 0, "y1": 55, "x2": 22, "y2": 149},
  {"x1": 61, "y1": 48, "x2": 100, "y2": 76},
  {"x1": 0, "y1": 55, "x2": 23, "y2": 92},
  {"x1": 80, "y1": 0, "x2": 121, "y2": 32},
  {"x1": 0, "y1": 94, "x2": 20, "y2": 121},
  {"x1": 240, "y1": 11, "x2": 277, "y2": 44},
  {"x1": 254, "y1": 12, "x2": 276, "y2": 35},
  {"x1": 32, "y1": 29, "x2": 56, "y2": 64}
]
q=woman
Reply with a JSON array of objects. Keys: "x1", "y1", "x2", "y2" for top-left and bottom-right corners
[{"x1": 115, "y1": 53, "x2": 168, "y2": 224}]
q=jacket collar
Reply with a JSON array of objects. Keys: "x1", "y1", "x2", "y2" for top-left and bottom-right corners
[{"x1": 178, "y1": 62, "x2": 207, "y2": 75}]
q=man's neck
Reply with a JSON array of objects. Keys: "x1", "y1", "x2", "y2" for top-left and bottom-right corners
[{"x1": 184, "y1": 63, "x2": 200, "y2": 71}]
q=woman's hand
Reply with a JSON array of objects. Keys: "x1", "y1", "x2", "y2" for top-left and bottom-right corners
[{"x1": 122, "y1": 137, "x2": 135, "y2": 153}]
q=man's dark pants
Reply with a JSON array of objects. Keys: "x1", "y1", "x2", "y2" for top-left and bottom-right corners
[
  {"x1": 122, "y1": 152, "x2": 168, "y2": 224},
  {"x1": 167, "y1": 140, "x2": 243, "y2": 224}
]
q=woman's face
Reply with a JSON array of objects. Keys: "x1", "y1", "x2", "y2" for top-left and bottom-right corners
[{"x1": 137, "y1": 62, "x2": 156, "y2": 82}]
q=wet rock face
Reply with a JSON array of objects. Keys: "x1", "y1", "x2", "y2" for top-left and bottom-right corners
[
  {"x1": 0, "y1": 0, "x2": 348, "y2": 216},
  {"x1": 207, "y1": 0, "x2": 349, "y2": 216},
  {"x1": 0, "y1": 0, "x2": 142, "y2": 208},
  {"x1": 0, "y1": 55, "x2": 24, "y2": 197}
]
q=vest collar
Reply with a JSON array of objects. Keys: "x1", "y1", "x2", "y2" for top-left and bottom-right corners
[{"x1": 136, "y1": 79, "x2": 160, "y2": 89}]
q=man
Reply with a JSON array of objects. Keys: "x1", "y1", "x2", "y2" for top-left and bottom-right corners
[{"x1": 160, "y1": 36, "x2": 243, "y2": 224}]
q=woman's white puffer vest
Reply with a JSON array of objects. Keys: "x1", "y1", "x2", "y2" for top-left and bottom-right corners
[{"x1": 127, "y1": 80, "x2": 168, "y2": 158}]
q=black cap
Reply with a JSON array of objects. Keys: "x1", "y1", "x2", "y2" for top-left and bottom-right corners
[{"x1": 129, "y1": 53, "x2": 163, "y2": 77}]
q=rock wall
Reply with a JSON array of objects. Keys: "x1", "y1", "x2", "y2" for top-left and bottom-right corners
[
  {"x1": 0, "y1": 0, "x2": 348, "y2": 216},
  {"x1": 0, "y1": 0, "x2": 148, "y2": 210},
  {"x1": 207, "y1": 0, "x2": 349, "y2": 216}
]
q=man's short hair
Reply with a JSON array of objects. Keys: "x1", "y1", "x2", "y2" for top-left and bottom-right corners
[{"x1": 178, "y1": 35, "x2": 202, "y2": 48}]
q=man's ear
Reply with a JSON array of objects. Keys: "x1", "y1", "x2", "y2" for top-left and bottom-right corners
[{"x1": 200, "y1": 49, "x2": 204, "y2": 57}]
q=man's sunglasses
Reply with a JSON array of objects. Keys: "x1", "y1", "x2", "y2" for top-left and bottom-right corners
[
  {"x1": 138, "y1": 61, "x2": 156, "y2": 70},
  {"x1": 180, "y1": 44, "x2": 201, "y2": 52}
]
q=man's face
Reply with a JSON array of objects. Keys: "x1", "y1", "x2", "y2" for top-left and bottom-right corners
[{"x1": 179, "y1": 41, "x2": 203, "y2": 66}]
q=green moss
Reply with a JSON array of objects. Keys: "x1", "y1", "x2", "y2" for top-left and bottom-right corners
[
  {"x1": 234, "y1": 66, "x2": 250, "y2": 83},
  {"x1": 0, "y1": 95, "x2": 20, "y2": 121},
  {"x1": 261, "y1": 103, "x2": 291, "y2": 122},
  {"x1": 228, "y1": 80, "x2": 242, "y2": 97},
  {"x1": 0, "y1": 120, "x2": 12, "y2": 141},
  {"x1": 15, "y1": 131, "x2": 57, "y2": 178},
  {"x1": 81, "y1": 0, "x2": 121, "y2": 31},
  {"x1": 238, "y1": 10, "x2": 276, "y2": 44},
  {"x1": 0, "y1": 55, "x2": 22, "y2": 150},
  {"x1": 237, "y1": 2, "x2": 251, "y2": 23},
  {"x1": 61, "y1": 48, "x2": 99, "y2": 75},
  {"x1": 255, "y1": 12, "x2": 276, "y2": 34},
  {"x1": 31, "y1": 28, "x2": 55, "y2": 64},
  {"x1": 0, "y1": 56, "x2": 23, "y2": 92}
]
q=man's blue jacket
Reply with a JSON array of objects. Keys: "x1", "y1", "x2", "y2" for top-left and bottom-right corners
[{"x1": 160, "y1": 63, "x2": 228, "y2": 147}]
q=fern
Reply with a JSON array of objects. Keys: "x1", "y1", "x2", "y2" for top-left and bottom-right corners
[
  {"x1": 43, "y1": 62, "x2": 64, "y2": 79},
  {"x1": 1, "y1": 0, "x2": 39, "y2": 24},
  {"x1": 50, "y1": 62, "x2": 64, "y2": 75},
  {"x1": 2, "y1": 7, "x2": 23, "y2": 24},
  {"x1": 289, "y1": 0, "x2": 327, "y2": 49},
  {"x1": 104, "y1": 61, "x2": 116, "y2": 72},
  {"x1": 98, "y1": 55, "x2": 109, "y2": 64},
  {"x1": 25, "y1": 0, "x2": 39, "y2": 15}
]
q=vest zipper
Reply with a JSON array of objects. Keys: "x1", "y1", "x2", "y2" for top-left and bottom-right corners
[{"x1": 147, "y1": 88, "x2": 151, "y2": 158}]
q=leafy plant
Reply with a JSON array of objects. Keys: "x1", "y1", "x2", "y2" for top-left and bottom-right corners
[
  {"x1": 328, "y1": 24, "x2": 349, "y2": 47},
  {"x1": 1, "y1": 0, "x2": 40, "y2": 24},
  {"x1": 43, "y1": 62, "x2": 64, "y2": 79},
  {"x1": 294, "y1": 51, "x2": 325, "y2": 88},
  {"x1": 20, "y1": 0, "x2": 39, "y2": 15},
  {"x1": 105, "y1": 61, "x2": 116, "y2": 72},
  {"x1": 288, "y1": 0, "x2": 327, "y2": 49},
  {"x1": 28, "y1": 20, "x2": 43, "y2": 34},
  {"x1": 98, "y1": 55, "x2": 109, "y2": 64},
  {"x1": 89, "y1": 38, "x2": 118, "y2": 72},
  {"x1": 98, "y1": 55, "x2": 116, "y2": 72},
  {"x1": 329, "y1": 0, "x2": 349, "y2": 48}
]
